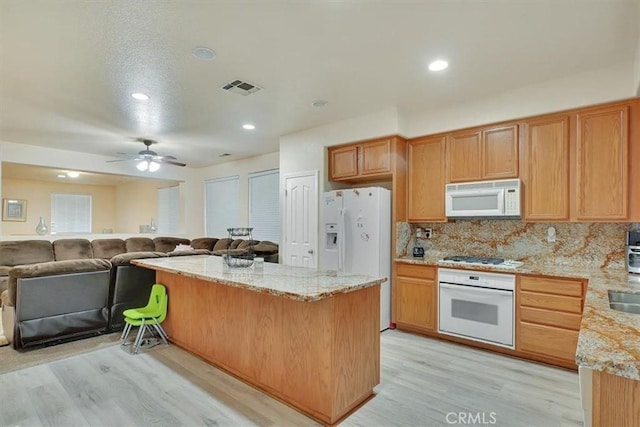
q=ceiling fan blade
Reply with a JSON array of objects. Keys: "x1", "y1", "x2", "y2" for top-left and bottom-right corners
[
  {"x1": 106, "y1": 158, "x2": 131, "y2": 163},
  {"x1": 159, "y1": 159, "x2": 187, "y2": 167}
]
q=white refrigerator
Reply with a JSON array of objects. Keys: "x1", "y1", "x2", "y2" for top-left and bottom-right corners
[{"x1": 321, "y1": 187, "x2": 391, "y2": 331}]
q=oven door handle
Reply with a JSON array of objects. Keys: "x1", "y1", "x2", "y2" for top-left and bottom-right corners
[{"x1": 439, "y1": 282, "x2": 513, "y2": 297}]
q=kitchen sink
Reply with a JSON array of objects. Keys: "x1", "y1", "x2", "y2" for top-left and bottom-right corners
[{"x1": 608, "y1": 291, "x2": 640, "y2": 314}]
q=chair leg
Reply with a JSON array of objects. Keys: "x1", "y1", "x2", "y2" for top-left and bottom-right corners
[
  {"x1": 152, "y1": 323, "x2": 168, "y2": 346},
  {"x1": 120, "y1": 323, "x2": 132, "y2": 345},
  {"x1": 152, "y1": 317, "x2": 168, "y2": 341},
  {"x1": 132, "y1": 323, "x2": 146, "y2": 354}
]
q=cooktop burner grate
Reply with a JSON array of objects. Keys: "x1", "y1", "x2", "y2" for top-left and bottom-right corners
[{"x1": 442, "y1": 256, "x2": 506, "y2": 265}]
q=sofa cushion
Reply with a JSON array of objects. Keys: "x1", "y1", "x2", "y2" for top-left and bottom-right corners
[
  {"x1": 253, "y1": 241, "x2": 279, "y2": 255},
  {"x1": 190, "y1": 237, "x2": 219, "y2": 251},
  {"x1": 153, "y1": 237, "x2": 191, "y2": 253},
  {"x1": 110, "y1": 251, "x2": 166, "y2": 267},
  {"x1": 237, "y1": 240, "x2": 260, "y2": 250},
  {"x1": 125, "y1": 237, "x2": 155, "y2": 252},
  {"x1": 212, "y1": 238, "x2": 233, "y2": 251},
  {"x1": 7, "y1": 259, "x2": 112, "y2": 307},
  {"x1": 53, "y1": 239, "x2": 94, "y2": 261},
  {"x1": 211, "y1": 248, "x2": 247, "y2": 257},
  {"x1": 0, "y1": 240, "x2": 54, "y2": 267},
  {"x1": 166, "y1": 249, "x2": 211, "y2": 257},
  {"x1": 91, "y1": 238, "x2": 126, "y2": 259},
  {"x1": 230, "y1": 239, "x2": 244, "y2": 249}
]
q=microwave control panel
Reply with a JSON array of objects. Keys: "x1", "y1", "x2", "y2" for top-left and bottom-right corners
[{"x1": 504, "y1": 189, "x2": 519, "y2": 215}]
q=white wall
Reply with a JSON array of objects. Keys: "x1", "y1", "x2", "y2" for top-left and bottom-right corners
[
  {"x1": 403, "y1": 62, "x2": 637, "y2": 137},
  {"x1": 191, "y1": 152, "x2": 279, "y2": 233},
  {"x1": 279, "y1": 107, "x2": 400, "y2": 193}
]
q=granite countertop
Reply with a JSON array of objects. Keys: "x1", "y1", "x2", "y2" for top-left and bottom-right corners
[
  {"x1": 132, "y1": 255, "x2": 385, "y2": 302},
  {"x1": 396, "y1": 256, "x2": 640, "y2": 381}
]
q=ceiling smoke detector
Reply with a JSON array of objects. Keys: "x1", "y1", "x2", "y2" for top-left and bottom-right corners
[{"x1": 220, "y1": 79, "x2": 262, "y2": 96}]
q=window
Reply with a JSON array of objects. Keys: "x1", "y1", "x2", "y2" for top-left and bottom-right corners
[
  {"x1": 248, "y1": 169, "x2": 280, "y2": 243},
  {"x1": 205, "y1": 176, "x2": 240, "y2": 237},
  {"x1": 51, "y1": 193, "x2": 92, "y2": 234},
  {"x1": 157, "y1": 186, "x2": 180, "y2": 234}
]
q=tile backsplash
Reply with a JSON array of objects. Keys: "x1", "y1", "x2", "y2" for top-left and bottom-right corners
[{"x1": 397, "y1": 221, "x2": 635, "y2": 269}]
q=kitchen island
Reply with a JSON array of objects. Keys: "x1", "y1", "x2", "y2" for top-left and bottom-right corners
[{"x1": 132, "y1": 255, "x2": 384, "y2": 425}]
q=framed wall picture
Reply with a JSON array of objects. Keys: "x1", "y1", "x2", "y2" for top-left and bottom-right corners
[{"x1": 2, "y1": 199, "x2": 27, "y2": 221}]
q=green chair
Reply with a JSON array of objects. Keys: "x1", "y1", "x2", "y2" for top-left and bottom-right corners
[{"x1": 121, "y1": 284, "x2": 168, "y2": 353}]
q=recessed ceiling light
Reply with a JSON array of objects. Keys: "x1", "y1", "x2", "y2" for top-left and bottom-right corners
[
  {"x1": 192, "y1": 46, "x2": 216, "y2": 60},
  {"x1": 57, "y1": 174, "x2": 66, "y2": 178},
  {"x1": 131, "y1": 92, "x2": 150, "y2": 101},
  {"x1": 428, "y1": 60, "x2": 449, "y2": 72},
  {"x1": 67, "y1": 171, "x2": 80, "y2": 178},
  {"x1": 311, "y1": 99, "x2": 328, "y2": 108},
  {"x1": 242, "y1": 123, "x2": 256, "y2": 130},
  {"x1": 219, "y1": 153, "x2": 231, "y2": 157}
]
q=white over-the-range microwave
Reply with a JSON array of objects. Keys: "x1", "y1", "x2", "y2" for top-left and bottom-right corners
[{"x1": 445, "y1": 179, "x2": 521, "y2": 218}]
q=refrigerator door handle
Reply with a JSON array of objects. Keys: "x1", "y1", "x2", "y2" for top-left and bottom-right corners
[{"x1": 338, "y1": 208, "x2": 346, "y2": 272}]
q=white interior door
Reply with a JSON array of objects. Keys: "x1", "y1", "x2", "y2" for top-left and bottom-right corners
[{"x1": 283, "y1": 171, "x2": 318, "y2": 268}]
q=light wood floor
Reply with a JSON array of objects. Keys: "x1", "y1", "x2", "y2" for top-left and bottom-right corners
[{"x1": 0, "y1": 330, "x2": 583, "y2": 426}]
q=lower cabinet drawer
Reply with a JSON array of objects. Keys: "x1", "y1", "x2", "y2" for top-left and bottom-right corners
[
  {"x1": 520, "y1": 291, "x2": 582, "y2": 314},
  {"x1": 396, "y1": 263, "x2": 435, "y2": 280},
  {"x1": 518, "y1": 321, "x2": 579, "y2": 362},
  {"x1": 520, "y1": 306, "x2": 582, "y2": 330}
]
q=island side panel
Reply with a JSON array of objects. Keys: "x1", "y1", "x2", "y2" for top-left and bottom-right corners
[
  {"x1": 592, "y1": 370, "x2": 640, "y2": 425},
  {"x1": 157, "y1": 270, "x2": 380, "y2": 424},
  {"x1": 331, "y1": 284, "x2": 381, "y2": 421}
]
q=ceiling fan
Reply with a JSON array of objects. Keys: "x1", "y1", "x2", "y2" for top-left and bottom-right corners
[{"x1": 107, "y1": 138, "x2": 186, "y2": 171}]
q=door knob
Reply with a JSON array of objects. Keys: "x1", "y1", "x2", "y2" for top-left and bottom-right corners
[{"x1": 308, "y1": 249, "x2": 314, "y2": 254}]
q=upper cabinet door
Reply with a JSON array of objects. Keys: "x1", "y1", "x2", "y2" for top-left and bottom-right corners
[
  {"x1": 329, "y1": 145, "x2": 359, "y2": 180},
  {"x1": 407, "y1": 136, "x2": 446, "y2": 222},
  {"x1": 482, "y1": 125, "x2": 519, "y2": 179},
  {"x1": 523, "y1": 116, "x2": 570, "y2": 221},
  {"x1": 448, "y1": 131, "x2": 482, "y2": 182},
  {"x1": 576, "y1": 105, "x2": 629, "y2": 220},
  {"x1": 360, "y1": 139, "x2": 391, "y2": 176}
]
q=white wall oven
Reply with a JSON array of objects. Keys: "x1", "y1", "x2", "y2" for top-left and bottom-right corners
[{"x1": 438, "y1": 268, "x2": 515, "y2": 349}]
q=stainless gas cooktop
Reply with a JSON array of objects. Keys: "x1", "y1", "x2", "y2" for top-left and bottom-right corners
[{"x1": 439, "y1": 255, "x2": 523, "y2": 269}]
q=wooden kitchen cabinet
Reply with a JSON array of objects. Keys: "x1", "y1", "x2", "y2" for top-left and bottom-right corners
[
  {"x1": 482, "y1": 125, "x2": 519, "y2": 179},
  {"x1": 575, "y1": 104, "x2": 629, "y2": 220},
  {"x1": 448, "y1": 131, "x2": 482, "y2": 182},
  {"x1": 522, "y1": 115, "x2": 570, "y2": 221},
  {"x1": 394, "y1": 263, "x2": 436, "y2": 332},
  {"x1": 517, "y1": 275, "x2": 585, "y2": 365},
  {"x1": 329, "y1": 145, "x2": 359, "y2": 180},
  {"x1": 447, "y1": 124, "x2": 518, "y2": 182},
  {"x1": 407, "y1": 135, "x2": 446, "y2": 222},
  {"x1": 328, "y1": 137, "x2": 392, "y2": 182}
]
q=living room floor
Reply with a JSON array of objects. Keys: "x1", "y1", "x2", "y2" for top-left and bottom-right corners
[{"x1": 0, "y1": 330, "x2": 583, "y2": 426}]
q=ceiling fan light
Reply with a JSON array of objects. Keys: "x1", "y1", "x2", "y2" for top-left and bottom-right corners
[
  {"x1": 136, "y1": 160, "x2": 149, "y2": 171},
  {"x1": 148, "y1": 161, "x2": 161, "y2": 172}
]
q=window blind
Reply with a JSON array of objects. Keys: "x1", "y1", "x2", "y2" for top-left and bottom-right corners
[
  {"x1": 157, "y1": 185, "x2": 180, "y2": 234},
  {"x1": 205, "y1": 176, "x2": 240, "y2": 237},
  {"x1": 51, "y1": 193, "x2": 92, "y2": 234},
  {"x1": 248, "y1": 169, "x2": 280, "y2": 243}
]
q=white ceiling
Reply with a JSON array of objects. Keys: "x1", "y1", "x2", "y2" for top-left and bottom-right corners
[{"x1": 1, "y1": 0, "x2": 638, "y2": 168}]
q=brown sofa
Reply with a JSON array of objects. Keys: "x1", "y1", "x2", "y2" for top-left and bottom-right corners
[{"x1": 0, "y1": 236, "x2": 279, "y2": 349}]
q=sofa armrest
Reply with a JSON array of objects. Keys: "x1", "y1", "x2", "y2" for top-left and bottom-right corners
[
  {"x1": 7, "y1": 259, "x2": 112, "y2": 307},
  {"x1": 110, "y1": 251, "x2": 166, "y2": 266}
]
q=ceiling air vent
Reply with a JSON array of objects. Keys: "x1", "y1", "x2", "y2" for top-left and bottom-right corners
[{"x1": 220, "y1": 79, "x2": 262, "y2": 96}]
